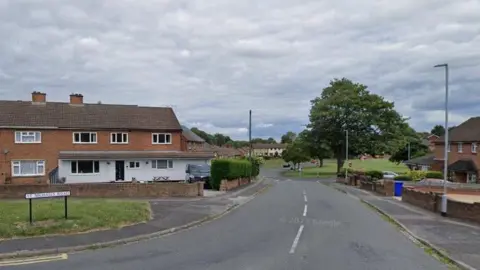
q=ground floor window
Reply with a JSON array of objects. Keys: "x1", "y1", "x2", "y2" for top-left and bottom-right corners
[
  {"x1": 11, "y1": 160, "x2": 45, "y2": 177},
  {"x1": 151, "y1": 160, "x2": 173, "y2": 169},
  {"x1": 467, "y1": 172, "x2": 477, "y2": 183},
  {"x1": 421, "y1": 165, "x2": 430, "y2": 171},
  {"x1": 71, "y1": 161, "x2": 100, "y2": 174},
  {"x1": 128, "y1": 161, "x2": 140, "y2": 168}
]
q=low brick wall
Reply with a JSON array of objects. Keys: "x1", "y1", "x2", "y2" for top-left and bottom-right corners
[
  {"x1": 219, "y1": 178, "x2": 251, "y2": 191},
  {"x1": 0, "y1": 182, "x2": 204, "y2": 199},
  {"x1": 412, "y1": 186, "x2": 480, "y2": 195},
  {"x1": 359, "y1": 180, "x2": 394, "y2": 196},
  {"x1": 336, "y1": 177, "x2": 346, "y2": 184},
  {"x1": 402, "y1": 187, "x2": 480, "y2": 224}
]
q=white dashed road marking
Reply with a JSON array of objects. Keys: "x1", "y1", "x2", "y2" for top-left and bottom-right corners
[
  {"x1": 303, "y1": 204, "x2": 308, "y2": 217},
  {"x1": 289, "y1": 224, "x2": 305, "y2": 254}
]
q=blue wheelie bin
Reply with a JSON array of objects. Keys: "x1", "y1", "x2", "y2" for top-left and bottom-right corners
[{"x1": 394, "y1": 181, "x2": 404, "y2": 197}]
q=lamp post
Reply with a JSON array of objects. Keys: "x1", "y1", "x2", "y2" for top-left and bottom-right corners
[
  {"x1": 434, "y1": 63, "x2": 449, "y2": 217},
  {"x1": 345, "y1": 129, "x2": 349, "y2": 180}
]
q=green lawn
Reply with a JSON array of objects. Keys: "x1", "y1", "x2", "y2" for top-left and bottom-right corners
[
  {"x1": 0, "y1": 199, "x2": 151, "y2": 239},
  {"x1": 262, "y1": 158, "x2": 286, "y2": 168},
  {"x1": 282, "y1": 159, "x2": 408, "y2": 178}
]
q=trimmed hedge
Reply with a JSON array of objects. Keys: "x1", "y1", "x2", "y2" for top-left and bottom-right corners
[
  {"x1": 394, "y1": 175, "x2": 412, "y2": 181},
  {"x1": 211, "y1": 159, "x2": 253, "y2": 190},
  {"x1": 365, "y1": 170, "x2": 383, "y2": 180},
  {"x1": 425, "y1": 171, "x2": 443, "y2": 179}
]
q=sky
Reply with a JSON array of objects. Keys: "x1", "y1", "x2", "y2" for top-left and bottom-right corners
[{"x1": 0, "y1": 0, "x2": 479, "y2": 141}]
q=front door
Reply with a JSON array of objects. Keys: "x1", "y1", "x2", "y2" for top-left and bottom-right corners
[
  {"x1": 467, "y1": 172, "x2": 477, "y2": 184},
  {"x1": 115, "y1": 161, "x2": 125, "y2": 181}
]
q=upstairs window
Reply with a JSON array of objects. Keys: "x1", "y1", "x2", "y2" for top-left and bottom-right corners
[
  {"x1": 73, "y1": 132, "x2": 97, "y2": 144},
  {"x1": 447, "y1": 143, "x2": 451, "y2": 152},
  {"x1": 15, "y1": 131, "x2": 41, "y2": 143},
  {"x1": 458, "y1": 142, "x2": 463, "y2": 153},
  {"x1": 152, "y1": 133, "x2": 172, "y2": 144},
  {"x1": 472, "y1": 143, "x2": 478, "y2": 153},
  {"x1": 111, "y1": 133, "x2": 128, "y2": 144}
]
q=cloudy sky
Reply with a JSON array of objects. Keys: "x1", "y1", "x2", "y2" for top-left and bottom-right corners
[{"x1": 1, "y1": 0, "x2": 479, "y2": 140}]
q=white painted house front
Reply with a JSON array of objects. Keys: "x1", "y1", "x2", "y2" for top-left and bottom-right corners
[{"x1": 58, "y1": 151, "x2": 213, "y2": 184}]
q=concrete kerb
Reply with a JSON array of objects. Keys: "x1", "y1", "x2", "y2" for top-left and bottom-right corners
[
  {"x1": 324, "y1": 183, "x2": 477, "y2": 270},
  {"x1": 0, "y1": 180, "x2": 273, "y2": 261}
]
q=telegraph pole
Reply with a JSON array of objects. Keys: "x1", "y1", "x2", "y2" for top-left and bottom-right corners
[{"x1": 249, "y1": 110, "x2": 252, "y2": 158}]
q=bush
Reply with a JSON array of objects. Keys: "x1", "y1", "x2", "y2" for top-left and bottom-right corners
[
  {"x1": 250, "y1": 157, "x2": 261, "y2": 177},
  {"x1": 425, "y1": 171, "x2": 443, "y2": 179},
  {"x1": 211, "y1": 159, "x2": 253, "y2": 190},
  {"x1": 406, "y1": 170, "x2": 426, "y2": 181},
  {"x1": 394, "y1": 175, "x2": 412, "y2": 181},
  {"x1": 365, "y1": 170, "x2": 383, "y2": 180},
  {"x1": 337, "y1": 168, "x2": 354, "y2": 178}
]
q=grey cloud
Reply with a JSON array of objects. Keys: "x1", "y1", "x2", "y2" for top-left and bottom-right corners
[{"x1": 1, "y1": 0, "x2": 479, "y2": 139}]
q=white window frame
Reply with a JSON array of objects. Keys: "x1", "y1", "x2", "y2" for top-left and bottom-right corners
[
  {"x1": 152, "y1": 133, "x2": 172, "y2": 144},
  {"x1": 467, "y1": 173, "x2": 477, "y2": 184},
  {"x1": 70, "y1": 160, "x2": 100, "y2": 175},
  {"x1": 11, "y1": 160, "x2": 45, "y2": 177},
  {"x1": 458, "y1": 142, "x2": 463, "y2": 153},
  {"x1": 447, "y1": 143, "x2": 451, "y2": 152},
  {"x1": 73, "y1": 132, "x2": 97, "y2": 144},
  {"x1": 128, "y1": 161, "x2": 140, "y2": 169},
  {"x1": 151, "y1": 159, "x2": 174, "y2": 169},
  {"x1": 14, "y1": 131, "x2": 41, "y2": 144},
  {"x1": 110, "y1": 132, "x2": 129, "y2": 144},
  {"x1": 472, "y1": 143, "x2": 477, "y2": 153}
]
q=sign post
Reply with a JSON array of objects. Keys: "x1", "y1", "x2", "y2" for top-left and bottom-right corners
[{"x1": 25, "y1": 191, "x2": 71, "y2": 225}]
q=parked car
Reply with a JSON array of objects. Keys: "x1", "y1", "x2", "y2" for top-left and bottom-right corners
[
  {"x1": 416, "y1": 178, "x2": 458, "y2": 187},
  {"x1": 283, "y1": 163, "x2": 291, "y2": 168},
  {"x1": 383, "y1": 171, "x2": 399, "y2": 179},
  {"x1": 185, "y1": 164, "x2": 211, "y2": 184}
]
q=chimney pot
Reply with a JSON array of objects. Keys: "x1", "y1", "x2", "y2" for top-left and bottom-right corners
[
  {"x1": 31, "y1": 91, "x2": 46, "y2": 103},
  {"x1": 69, "y1": 93, "x2": 84, "y2": 105}
]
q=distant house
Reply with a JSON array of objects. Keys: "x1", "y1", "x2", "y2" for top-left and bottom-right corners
[
  {"x1": 431, "y1": 117, "x2": 480, "y2": 183},
  {"x1": 404, "y1": 154, "x2": 435, "y2": 171},
  {"x1": 207, "y1": 144, "x2": 242, "y2": 158},
  {"x1": 252, "y1": 143, "x2": 287, "y2": 157},
  {"x1": 181, "y1": 126, "x2": 207, "y2": 152},
  {"x1": 423, "y1": 134, "x2": 439, "y2": 152}
]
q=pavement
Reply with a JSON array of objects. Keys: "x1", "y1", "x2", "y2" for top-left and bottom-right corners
[
  {"x1": 1, "y1": 169, "x2": 453, "y2": 270},
  {"x1": 0, "y1": 178, "x2": 271, "y2": 258},
  {"x1": 329, "y1": 182, "x2": 480, "y2": 270}
]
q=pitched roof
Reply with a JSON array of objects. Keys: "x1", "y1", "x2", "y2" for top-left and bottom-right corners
[
  {"x1": 252, "y1": 143, "x2": 287, "y2": 149},
  {"x1": 448, "y1": 159, "x2": 477, "y2": 172},
  {"x1": 437, "y1": 117, "x2": 480, "y2": 142},
  {"x1": 404, "y1": 154, "x2": 435, "y2": 166},
  {"x1": 0, "y1": 100, "x2": 181, "y2": 130},
  {"x1": 181, "y1": 126, "x2": 205, "y2": 142}
]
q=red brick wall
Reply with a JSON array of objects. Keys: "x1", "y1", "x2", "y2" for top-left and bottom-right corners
[
  {"x1": 0, "y1": 182, "x2": 203, "y2": 199},
  {"x1": 0, "y1": 129, "x2": 183, "y2": 185},
  {"x1": 219, "y1": 178, "x2": 251, "y2": 191},
  {"x1": 402, "y1": 188, "x2": 439, "y2": 212}
]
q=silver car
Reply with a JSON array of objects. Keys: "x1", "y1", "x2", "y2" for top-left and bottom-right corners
[{"x1": 383, "y1": 171, "x2": 399, "y2": 179}]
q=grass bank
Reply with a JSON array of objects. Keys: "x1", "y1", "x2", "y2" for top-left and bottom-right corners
[{"x1": 0, "y1": 199, "x2": 151, "y2": 239}]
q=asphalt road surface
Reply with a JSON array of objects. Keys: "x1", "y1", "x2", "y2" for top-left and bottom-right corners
[{"x1": 9, "y1": 179, "x2": 448, "y2": 270}]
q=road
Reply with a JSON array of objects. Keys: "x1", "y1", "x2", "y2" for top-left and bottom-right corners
[{"x1": 8, "y1": 176, "x2": 447, "y2": 270}]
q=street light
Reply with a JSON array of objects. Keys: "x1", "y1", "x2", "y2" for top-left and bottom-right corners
[
  {"x1": 345, "y1": 129, "x2": 349, "y2": 180},
  {"x1": 434, "y1": 63, "x2": 449, "y2": 217}
]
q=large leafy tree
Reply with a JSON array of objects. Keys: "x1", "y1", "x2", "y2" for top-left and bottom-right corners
[
  {"x1": 430, "y1": 125, "x2": 445, "y2": 137},
  {"x1": 281, "y1": 131, "x2": 297, "y2": 144},
  {"x1": 309, "y1": 78, "x2": 411, "y2": 173},
  {"x1": 297, "y1": 129, "x2": 331, "y2": 167},
  {"x1": 281, "y1": 140, "x2": 310, "y2": 170},
  {"x1": 389, "y1": 131, "x2": 429, "y2": 163}
]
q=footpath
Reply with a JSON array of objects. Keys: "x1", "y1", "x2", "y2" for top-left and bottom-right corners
[
  {"x1": 329, "y1": 182, "x2": 480, "y2": 270},
  {"x1": 0, "y1": 178, "x2": 272, "y2": 259}
]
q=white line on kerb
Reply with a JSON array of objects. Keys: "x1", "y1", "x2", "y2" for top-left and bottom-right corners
[
  {"x1": 304, "y1": 195, "x2": 308, "y2": 202},
  {"x1": 303, "y1": 204, "x2": 308, "y2": 217},
  {"x1": 289, "y1": 225, "x2": 305, "y2": 254}
]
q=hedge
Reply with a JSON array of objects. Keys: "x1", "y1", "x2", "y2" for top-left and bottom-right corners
[
  {"x1": 425, "y1": 171, "x2": 443, "y2": 179},
  {"x1": 211, "y1": 159, "x2": 253, "y2": 190},
  {"x1": 394, "y1": 175, "x2": 412, "y2": 181},
  {"x1": 365, "y1": 170, "x2": 383, "y2": 180}
]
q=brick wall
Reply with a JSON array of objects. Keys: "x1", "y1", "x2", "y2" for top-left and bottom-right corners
[
  {"x1": 219, "y1": 178, "x2": 251, "y2": 191},
  {"x1": 402, "y1": 188, "x2": 439, "y2": 212},
  {"x1": 448, "y1": 199, "x2": 480, "y2": 224},
  {"x1": 0, "y1": 182, "x2": 203, "y2": 199}
]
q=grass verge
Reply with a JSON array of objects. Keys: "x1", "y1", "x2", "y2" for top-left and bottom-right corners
[{"x1": 0, "y1": 199, "x2": 151, "y2": 239}]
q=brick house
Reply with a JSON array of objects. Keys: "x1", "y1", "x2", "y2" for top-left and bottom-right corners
[
  {"x1": 432, "y1": 117, "x2": 480, "y2": 183},
  {"x1": 0, "y1": 92, "x2": 214, "y2": 185},
  {"x1": 424, "y1": 134, "x2": 439, "y2": 152},
  {"x1": 181, "y1": 126, "x2": 206, "y2": 152}
]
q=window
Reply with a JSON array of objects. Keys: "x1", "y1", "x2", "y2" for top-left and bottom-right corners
[
  {"x1": 111, "y1": 133, "x2": 128, "y2": 144},
  {"x1": 129, "y1": 161, "x2": 140, "y2": 168},
  {"x1": 71, "y1": 161, "x2": 100, "y2": 174},
  {"x1": 472, "y1": 143, "x2": 478, "y2": 153},
  {"x1": 447, "y1": 143, "x2": 451, "y2": 152},
  {"x1": 152, "y1": 133, "x2": 172, "y2": 144},
  {"x1": 12, "y1": 160, "x2": 45, "y2": 176},
  {"x1": 151, "y1": 160, "x2": 173, "y2": 169},
  {"x1": 15, "y1": 131, "x2": 41, "y2": 143},
  {"x1": 458, "y1": 142, "x2": 463, "y2": 153},
  {"x1": 73, "y1": 132, "x2": 97, "y2": 143},
  {"x1": 467, "y1": 173, "x2": 477, "y2": 184}
]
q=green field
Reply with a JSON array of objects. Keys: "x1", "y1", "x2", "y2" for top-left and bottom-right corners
[
  {"x1": 0, "y1": 199, "x2": 151, "y2": 239},
  {"x1": 272, "y1": 158, "x2": 408, "y2": 178}
]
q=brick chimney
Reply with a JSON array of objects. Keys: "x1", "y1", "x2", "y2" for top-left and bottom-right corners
[
  {"x1": 31, "y1": 91, "x2": 46, "y2": 103},
  {"x1": 69, "y1": 93, "x2": 84, "y2": 105}
]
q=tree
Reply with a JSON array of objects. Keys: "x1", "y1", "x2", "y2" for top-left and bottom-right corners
[
  {"x1": 281, "y1": 141, "x2": 310, "y2": 170},
  {"x1": 267, "y1": 137, "x2": 277, "y2": 144},
  {"x1": 281, "y1": 131, "x2": 296, "y2": 144},
  {"x1": 430, "y1": 125, "x2": 445, "y2": 137},
  {"x1": 297, "y1": 129, "x2": 331, "y2": 167},
  {"x1": 309, "y1": 78, "x2": 412, "y2": 173},
  {"x1": 389, "y1": 131, "x2": 429, "y2": 163}
]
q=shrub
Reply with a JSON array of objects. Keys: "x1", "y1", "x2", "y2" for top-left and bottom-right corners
[
  {"x1": 406, "y1": 170, "x2": 426, "y2": 181},
  {"x1": 365, "y1": 170, "x2": 383, "y2": 180},
  {"x1": 425, "y1": 171, "x2": 443, "y2": 179},
  {"x1": 211, "y1": 159, "x2": 253, "y2": 190},
  {"x1": 394, "y1": 175, "x2": 412, "y2": 181}
]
